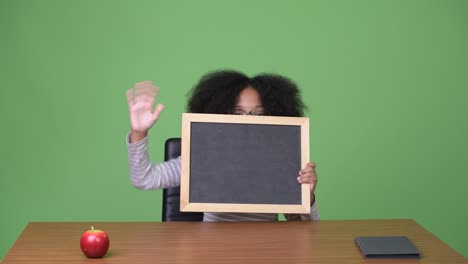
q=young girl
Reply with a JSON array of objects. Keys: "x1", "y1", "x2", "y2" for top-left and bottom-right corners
[{"x1": 126, "y1": 70, "x2": 319, "y2": 221}]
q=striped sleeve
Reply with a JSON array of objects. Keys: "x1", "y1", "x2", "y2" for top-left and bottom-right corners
[
  {"x1": 203, "y1": 212, "x2": 277, "y2": 222},
  {"x1": 126, "y1": 133, "x2": 181, "y2": 190}
]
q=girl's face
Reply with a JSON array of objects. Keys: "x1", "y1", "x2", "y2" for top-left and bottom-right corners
[{"x1": 232, "y1": 87, "x2": 265, "y2": 116}]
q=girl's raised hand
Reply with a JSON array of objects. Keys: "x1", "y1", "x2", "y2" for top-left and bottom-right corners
[{"x1": 126, "y1": 81, "x2": 164, "y2": 142}]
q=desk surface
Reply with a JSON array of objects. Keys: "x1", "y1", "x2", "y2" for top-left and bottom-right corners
[{"x1": 2, "y1": 219, "x2": 466, "y2": 264}]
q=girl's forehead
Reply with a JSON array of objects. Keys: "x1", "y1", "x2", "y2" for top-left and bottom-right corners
[{"x1": 236, "y1": 87, "x2": 262, "y2": 106}]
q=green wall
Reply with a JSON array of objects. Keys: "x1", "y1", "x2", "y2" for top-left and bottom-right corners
[{"x1": 1, "y1": 0, "x2": 467, "y2": 259}]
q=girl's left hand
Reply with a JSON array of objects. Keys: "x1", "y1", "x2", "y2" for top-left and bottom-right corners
[{"x1": 297, "y1": 162, "x2": 318, "y2": 204}]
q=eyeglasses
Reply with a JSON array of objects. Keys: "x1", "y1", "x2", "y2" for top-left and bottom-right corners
[{"x1": 231, "y1": 109, "x2": 265, "y2": 116}]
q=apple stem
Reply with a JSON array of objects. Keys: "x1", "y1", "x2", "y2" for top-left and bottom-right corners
[{"x1": 91, "y1": 226, "x2": 94, "y2": 231}]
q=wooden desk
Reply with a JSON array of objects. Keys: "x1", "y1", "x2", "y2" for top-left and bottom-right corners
[{"x1": 2, "y1": 219, "x2": 466, "y2": 264}]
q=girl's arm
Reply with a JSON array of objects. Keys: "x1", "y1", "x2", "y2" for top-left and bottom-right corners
[
  {"x1": 126, "y1": 81, "x2": 179, "y2": 189},
  {"x1": 127, "y1": 134, "x2": 181, "y2": 189}
]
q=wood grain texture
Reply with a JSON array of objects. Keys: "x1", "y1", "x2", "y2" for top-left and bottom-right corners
[{"x1": 2, "y1": 220, "x2": 466, "y2": 264}]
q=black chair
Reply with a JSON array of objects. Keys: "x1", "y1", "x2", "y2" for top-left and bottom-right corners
[{"x1": 162, "y1": 138, "x2": 204, "y2": 222}]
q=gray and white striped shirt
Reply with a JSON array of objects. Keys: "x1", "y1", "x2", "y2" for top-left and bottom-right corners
[{"x1": 127, "y1": 134, "x2": 320, "y2": 221}]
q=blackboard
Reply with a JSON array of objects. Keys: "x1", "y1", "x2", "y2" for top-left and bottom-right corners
[{"x1": 180, "y1": 113, "x2": 310, "y2": 214}]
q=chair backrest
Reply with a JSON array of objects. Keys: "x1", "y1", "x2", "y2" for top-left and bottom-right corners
[{"x1": 162, "y1": 138, "x2": 204, "y2": 222}]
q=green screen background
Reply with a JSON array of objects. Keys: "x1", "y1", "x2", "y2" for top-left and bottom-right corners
[{"x1": 1, "y1": 0, "x2": 467, "y2": 259}]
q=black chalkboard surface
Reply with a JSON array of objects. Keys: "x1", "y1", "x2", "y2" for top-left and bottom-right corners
[{"x1": 180, "y1": 113, "x2": 310, "y2": 214}]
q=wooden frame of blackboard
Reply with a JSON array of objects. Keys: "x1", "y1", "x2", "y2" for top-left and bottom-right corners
[{"x1": 180, "y1": 113, "x2": 311, "y2": 214}]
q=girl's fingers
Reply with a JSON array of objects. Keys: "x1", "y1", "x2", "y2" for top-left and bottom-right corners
[
  {"x1": 126, "y1": 89, "x2": 134, "y2": 106},
  {"x1": 299, "y1": 167, "x2": 317, "y2": 175},
  {"x1": 128, "y1": 82, "x2": 159, "y2": 107},
  {"x1": 300, "y1": 173, "x2": 317, "y2": 181},
  {"x1": 134, "y1": 86, "x2": 158, "y2": 97},
  {"x1": 152, "y1": 104, "x2": 165, "y2": 121},
  {"x1": 133, "y1": 94, "x2": 155, "y2": 104},
  {"x1": 132, "y1": 86, "x2": 160, "y2": 107},
  {"x1": 135, "y1": 80, "x2": 153, "y2": 89},
  {"x1": 297, "y1": 169, "x2": 318, "y2": 182},
  {"x1": 297, "y1": 176, "x2": 317, "y2": 183},
  {"x1": 299, "y1": 162, "x2": 317, "y2": 174},
  {"x1": 296, "y1": 162, "x2": 318, "y2": 193}
]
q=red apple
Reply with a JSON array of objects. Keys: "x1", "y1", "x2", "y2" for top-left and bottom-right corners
[{"x1": 80, "y1": 226, "x2": 110, "y2": 258}]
